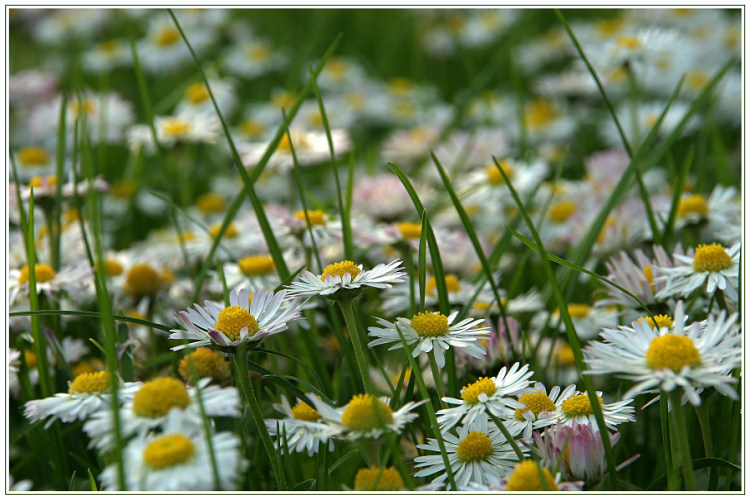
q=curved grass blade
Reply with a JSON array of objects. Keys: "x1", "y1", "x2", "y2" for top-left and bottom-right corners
[{"x1": 11, "y1": 310, "x2": 173, "y2": 333}]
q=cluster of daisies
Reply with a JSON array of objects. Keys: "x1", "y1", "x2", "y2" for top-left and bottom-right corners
[{"x1": 8, "y1": 7, "x2": 741, "y2": 492}]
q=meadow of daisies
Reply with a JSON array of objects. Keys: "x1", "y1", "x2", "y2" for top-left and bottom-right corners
[{"x1": 6, "y1": 7, "x2": 743, "y2": 493}]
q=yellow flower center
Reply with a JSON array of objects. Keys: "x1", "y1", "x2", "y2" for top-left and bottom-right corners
[
  {"x1": 24, "y1": 350, "x2": 37, "y2": 369},
  {"x1": 246, "y1": 42, "x2": 270, "y2": 61},
  {"x1": 396, "y1": 222, "x2": 422, "y2": 240},
  {"x1": 321, "y1": 260, "x2": 361, "y2": 281},
  {"x1": 388, "y1": 77, "x2": 413, "y2": 96},
  {"x1": 98, "y1": 257, "x2": 124, "y2": 277},
  {"x1": 646, "y1": 334, "x2": 702, "y2": 371},
  {"x1": 143, "y1": 434, "x2": 195, "y2": 469},
  {"x1": 561, "y1": 394, "x2": 603, "y2": 418},
  {"x1": 271, "y1": 91, "x2": 296, "y2": 109},
  {"x1": 486, "y1": 162, "x2": 514, "y2": 185},
  {"x1": 461, "y1": 377, "x2": 497, "y2": 404},
  {"x1": 639, "y1": 314, "x2": 673, "y2": 329},
  {"x1": 238, "y1": 254, "x2": 275, "y2": 276},
  {"x1": 340, "y1": 394, "x2": 394, "y2": 431},
  {"x1": 124, "y1": 263, "x2": 163, "y2": 296},
  {"x1": 426, "y1": 274, "x2": 461, "y2": 296},
  {"x1": 595, "y1": 17, "x2": 624, "y2": 36},
  {"x1": 209, "y1": 222, "x2": 238, "y2": 239},
  {"x1": 566, "y1": 303, "x2": 590, "y2": 319},
  {"x1": 98, "y1": 39, "x2": 119, "y2": 55},
  {"x1": 506, "y1": 460, "x2": 559, "y2": 491},
  {"x1": 214, "y1": 306, "x2": 259, "y2": 341},
  {"x1": 239, "y1": 119, "x2": 265, "y2": 137},
  {"x1": 616, "y1": 35, "x2": 641, "y2": 49},
  {"x1": 69, "y1": 100, "x2": 95, "y2": 117},
  {"x1": 178, "y1": 347, "x2": 231, "y2": 383},
  {"x1": 162, "y1": 118, "x2": 191, "y2": 138},
  {"x1": 515, "y1": 391, "x2": 556, "y2": 419},
  {"x1": 692, "y1": 243, "x2": 732, "y2": 272},
  {"x1": 556, "y1": 343, "x2": 576, "y2": 367},
  {"x1": 155, "y1": 27, "x2": 180, "y2": 47},
  {"x1": 643, "y1": 265, "x2": 654, "y2": 284},
  {"x1": 548, "y1": 201, "x2": 577, "y2": 222},
  {"x1": 456, "y1": 431, "x2": 493, "y2": 462},
  {"x1": 132, "y1": 377, "x2": 191, "y2": 418},
  {"x1": 524, "y1": 99, "x2": 558, "y2": 130},
  {"x1": 354, "y1": 466, "x2": 404, "y2": 491},
  {"x1": 72, "y1": 359, "x2": 104, "y2": 376},
  {"x1": 293, "y1": 209, "x2": 326, "y2": 226},
  {"x1": 68, "y1": 371, "x2": 111, "y2": 395},
  {"x1": 410, "y1": 312, "x2": 449, "y2": 338},
  {"x1": 18, "y1": 146, "x2": 49, "y2": 166},
  {"x1": 196, "y1": 193, "x2": 226, "y2": 213},
  {"x1": 686, "y1": 70, "x2": 709, "y2": 91},
  {"x1": 291, "y1": 400, "x2": 320, "y2": 422},
  {"x1": 18, "y1": 263, "x2": 56, "y2": 284},
  {"x1": 677, "y1": 194, "x2": 709, "y2": 219},
  {"x1": 185, "y1": 82, "x2": 209, "y2": 104}
]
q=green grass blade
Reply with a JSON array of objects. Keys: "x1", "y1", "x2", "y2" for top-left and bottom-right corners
[{"x1": 660, "y1": 145, "x2": 695, "y2": 248}]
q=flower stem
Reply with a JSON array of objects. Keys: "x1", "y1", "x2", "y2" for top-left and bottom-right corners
[
  {"x1": 339, "y1": 299, "x2": 376, "y2": 394},
  {"x1": 486, "y1": 410, "x2": 526, "y2": 462},
  {"x1": 426, "y1": 351, "x2": 447, "y2": 410},
  {"x1": 660, "y1": 390, "x2": 678, "y2": 490},
  {"x1": 233, "y1": 344, "x2": 287, "y2": 490},
  {"x1": 669, "y1": 391, "x2": 697, "y2": 490}
]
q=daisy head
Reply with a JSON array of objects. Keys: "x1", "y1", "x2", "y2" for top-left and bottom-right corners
[
  {"x1": 655, "y1": 242, "x2": 740, "y2": 302},
  {"x1": 170, "y1": 288, "x2": 303, "y2": 352},
  {"x1": 353, "y1": 466, "x2": 405, "y2": 491},
  {"x1": 265, "y1": 394, "x2": 338, "y2": 456},
  {"x1": 513, "y1": 382, "x2": 578, "y2": 438},
  {"x1": 286, "y1": 259, "x2": 405, "y2": 301},
  {"x1": 311, "y1": 393, "x2": 421, "y2": 440},
  {"x1": 504, "y1": 459, "x2": 559, "y2": 491},
  {"x1": 533, "y1": 389, "x2": 635, "y2": 432}
]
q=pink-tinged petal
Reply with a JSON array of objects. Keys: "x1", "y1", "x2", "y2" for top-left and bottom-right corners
[{"x1": 208, "y1": 330, "x2": 230, "y2": 345}]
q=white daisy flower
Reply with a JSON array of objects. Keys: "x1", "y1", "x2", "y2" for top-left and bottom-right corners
[
  {"x1": 135, "y1": 14, "x2": 214, "y2": 74},
  {"x1": 265, "y1": 394, "x2": 338, "y2": 456},
  {"x1": 154, "y1": 112, "x2": 221, "y2": 147},
  {"x1": 100, "y1": 409, "x2": 247, "y2": 491},
  {"x1": 174, "y1": 78, "x2": 237, "y2": 119},
  {"x1": 583, "y1": 301, "x2": 741, "y2": 406},
  {"x1": 23, "y1": 372, "x2": 140, "y2": 429},
  {"x1": 8, "y1": 260, "x2": 93, "y2": 306},
  {"x1": 83, "y1": 376, "x2": 241, "y2": 453},
  {"x1": 169, "y1": 288, "x2": 303, "y2": 351},
  {"x1": 533, "y1": 390, "x2": 635, "y2": 432},
  {"x1": 533, "y1": 302, "x2": 620, "y2": 341},
  {"x1": 10, "y1": 145, "x2": 57, "y2": 180},
  {"x1": 222, "y1": 37, "x2": 288, "y2": 80},
  {"x1": 310, "y1": 393, "x2": 421, "y2": 440},
  {"x1": 437, "y1": 362, "x2": 535, "y2": 431},
  {"x1": 239, "y1": 128, "x2": 352, "y2": 173},
  {"x1": 598, "y1": 245, "x2": 675, "y2": 308},
  {"x1": 367, "y1": 311, "x2": 489, "y2": 369},
  {"x1": 82, "y1": 38, "x2": 131, "y2": 73},
  {"x1": 285, "y1": 259, "x2": 405, "y2": 301},
  {"x1": 655, "y1": 242, "x2": 740, "y2": 302},
  {"x1": 414, "y1": 416, "x2": 519, "y2": 491},
  {"x1": 512, "y1": 382, "x2": 578, "y2": 439}
]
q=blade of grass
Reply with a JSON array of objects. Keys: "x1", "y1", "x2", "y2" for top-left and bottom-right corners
[{"x1": 660, "y1": 144, "x2": 695, "y2": 248}]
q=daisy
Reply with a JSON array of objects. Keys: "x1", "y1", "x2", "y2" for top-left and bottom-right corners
[
  {"x1": 177, "y1": 347, "x2": 232, "y2": 384},
  {"x1": 671, "y1": 186, "x2": 741, "y2": 245},
  {"x1": 414, "y1": 416, "x2": 519, "y2": 490},
  {"x1": 583, "y1": 301, "x2": 741, "y2": 406},
  {"x1": 10, "y1": 145, "x2": 57, "y2": 180},
  {"x1": 655, "y1": 242, "x2": 740, "y2": 302},
  {"x1": 23, "y1": 372, "x2": 140, "y2": 429},
  {"x1": 285, "y1": 259, "x2": 405, "y2": 301},
  {"x1": 169, "y1": 288, "x2": 303, "y2": 351},
  {"x1": 533, "y1": 389, "x2": 635, "y2": 432},
  {"x1": 310, "y1": 393, "x2": 421, "y2": 440},
  {"x1": 351, "y1": 174, "x2": 415, "y2": 223},
  {"x1": 135, "y1": 14, "x2": 214, "y2": 74},
  {"x1": 265, "y1": 394, "x2": 338, "y2": 456},
  {"x1": 82, "y1": 38, "x2": 131, "y2": 73},
  {"x1": 353, "y1": 466, "x2": 405, "y2": 491},
  {"x1": 437, "y1": 362, "x2": 535, "y2": 431},
  {"x1": 100, "y1": 410, "x2": 247, "y2": 491},
  {"x1": 512, "y1": 382, "x2": 578, "y2": 439},
  {"x1": 154, "y1": 112, "x2": 221, "y2": 147},
  {"x1": 239, "y1": 128, "x2": 352, "y2": 173},
  {"x1": 83, "y1": 376, "x2": 241, "y2": 453},
  {"x1": 222, "y1": 36, "x2": 288, "y2": 80},
  {"x1": 174, "y1": 78, "x2": 237, "y2": 119},
  {"x1": 598, "y1": 245, "x2": 675, "y2": 309},
  {"x1": 533, "y1": 302, "x2": 620, "y2": 341},
  {"x1": 8, "y1": 260, "x2": 93, "y2": 306},
  {"x1": 367, "y1": 311, "x2": 490, "y2": 369}
]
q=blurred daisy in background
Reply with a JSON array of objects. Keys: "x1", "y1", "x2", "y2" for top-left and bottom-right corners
[
  {"x1": 265, "y1": 394, "x2": 338, "y2": 456},
  {"x1": 286, "y1": 259, "x2": 405, "y2": 301},
  {"x1": 533, "y1": 390, "x2": 635, "y2": 432}
]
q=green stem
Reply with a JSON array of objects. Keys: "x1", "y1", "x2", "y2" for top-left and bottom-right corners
[
  {"x1": 339, "y1": 299, "x2": 375, "y2": 394},
  {"x1": 486, "y1": 411, "x2": 525, "y2": 462},
  {"x1": 660, "y1": 391, "x2": 678, "y2": 490},
  {"x1": 670, "y1": 391, "x2": 697, "y2": 490},
  {"x1": 426, "y1": 351, "x2": 447, "y2": 410},
  {"x1": 233, "y1": 344, "x2": 287, "y2": 490},
  {"x1": 694, "y1": 403, "x2": 714, "y2": 458}
]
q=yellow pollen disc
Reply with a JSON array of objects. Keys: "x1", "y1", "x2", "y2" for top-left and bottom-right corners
[
  {"x1": 160, "y1": 267, "x2": 175, "y2": 285},
  {"x1": 291, "y1": 401, "x2": 320, "y2": 422},
  {"x1": 68, "y1": 371, "x2": 110, "y2": 395},
  {"x1": 639, "y1": 314, "x2": 673, "y2": 330},
  {"x1": 556, "y1": 343, "x2": 576, "y2": 367},
  {"x1": 110, "y1": 180, "x2": 137, "y2": 199},
  {"x1": 548, "y1": 201, "x2": 577, "y2": 222},
  {"x1": 210, "y1": 222, "x2": 238, "y2": 239},
  {"x1": 246, "y1": 42, "x2": 270, "y2": 61},
  {"x1": 410, "y1": 312, "x2": 449, "y2": 338},
  {"x1": 506, "y1": 460, "x2": 559, "y2": 491},
  {"x1": 178, "y1": 231, "x2": 196, "y2": 243},
  {"x1": 566, "y1": 303, "x2": 590, "y2": 319},
  {"x1": 686, "y1": 70, "x2": 709, "y2": 91},
  {"x1": 693, "y1": 243, "x2": 732, "y2": 272},
  {"x1": 643, "y1": 265, "x2": 654, "y2": 284},
  {"x1": 18, "y1": 146, "x2": 49, "y2": 166},
  {"x1": 124, "y1": 263, "x2": 162, "y2": 296},
  {"x1": 456, "y1": 431, "x2": 493, "y2": 462},
  {"x1": 426, "y1": 274, "x2": 461, "y2": 296},
  {"x1": 393, "y1": 102, "x2": 415, "y2": 119},
  {"x1": 143, "y1": 434, "x2": 195, "y2": 469},
  {"x1": 98, "y1": 39, "x2": 119, "y2": 55},
  {"x1": 29, "y1": 175, "x2": 54, "y2": 188},
  {"x1": 340, "y1": 394, "x2": 393, "y2": 431},
  {"x1": 524, "y1": 99, "x2": 558, "y2": 129},
  {"x1": 239, "y1": 119, "x2": 265, "y2": 137},
  {"x1": 646, "y1": 334, "x2": 702, "y2": 371},
  {"x1": 346, "y1": 93, "x2": 365, "y2": 110},
  {"x1": 308, "y1": 111, "x2": 323, "y2": 127},
  {"x1": 461, "y1": 377, "x2": 497, "y2": 404},
  {"x1": 321, "y1": 260, "x2": 361, "y2": 281},
  {"x1": 396, "y1": 222, "x2": 422, "y2": 240},
  {"x1": 294, "y1": 209, "x2": 326, "y2": 226},
  {"x1": 354, "y1": 466, "x2": 404, "y2": 491},
  {"x1": 561, "y1": 394, "x2": 603, "y2": 418},
  {"x1": 388, "y1": 77, "x2": 413, "y2": 96},
  {"x1": 677, "y1": 194, "x2": 709, "y2": 219},
  {"x1": 162, "y1": 118, "x2": 191, "y2": 137},
  {"x1": 486, "y1": 162, "x2": 514, "y2": 185},
  {"x1": 178, "y1": 347, "x2": 231, "y2": 383},
  {"x1": 132, "y1": 377, "x2": 191, "y2": 418},
  {"x1": 271, "y1": 91, "x2": 296, "y2": 109},
  {"x1": 18, "y1": 263, "x2": 56, "y2": 284},
  {"x1": 155, "y1": 27, "x2": 180, "y2": 47},
  {"x1": 24, "y1": 351, "x2": 37, "y2": 369},
  {"x1": 616, "y1": 35, "x2": 641, "y2": 49},
  {"x1": 69, "y1": 100, "x2": 95, "y2": 117},
  {"x1": 214, "y1": 306, "x2": 259, "y2": 341},
  {"x1": 238, "y1": 255, "x2": 275, "y2": 276},
  {"x1": 185, "y1": 82, "x2": 209, "y2": 104},
  {"x1": 515, "y1": 391, "x2": 556, "y2": 419},
  {"x1": 595, "y1": 18, "x2": 624, "y2": 36},
  {"x1": 100, "y1": 258, "x2": 124, "y2": 277},
  {"x1": 72, "y1": 359, "x2": 105, "y2": 376},
  {"x1": 196, "y1": 193, "x2": 226, "y2": 213}
]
